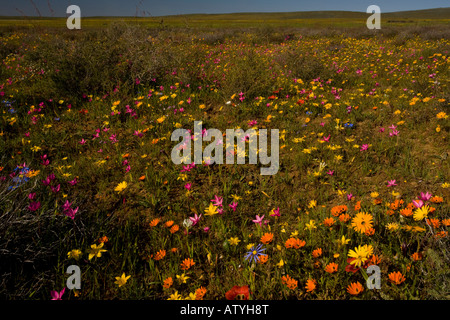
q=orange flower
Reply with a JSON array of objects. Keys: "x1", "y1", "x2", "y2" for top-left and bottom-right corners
[
  {"x1": 285, "y1": 238, "x2": 306, "y2": 249},
  {"x1": 400, "y1": 208, "x2": 413, "y2": 217},
  {"x1": 364, "y1": 227, "x2": 375, "y2": 236},
  {"x1": 154, "y1": 249, "x2": 166, "y2": 261},
  {"x1": 165, "y1": 220, "x2": 174, "y2": 228},
  {"x1": 149, "y1": 218, "x2": 160, "y2": 227},
  {"x1": 331, "y1": 205, "x2": 348, "y2": 217},
  {"x1": 323, "y1": 217, "x2": 335, "y2": 227},
  {"x1": 388, "y1": 271, "x2": 406, "y2": 285},
  {"x1": 305, "y1": 279, "x2": 316, "y2": 293},
  {"x1": 406, "y1": 202, "x2": 416, "y2": 210},
  {"x1": 385, "y1": 209, "x2": 395, "y2": 216},
  {"x1": 171, "y1": 247, "x2": 178, "y2": 253},
  {"x1": 260, "y1": 232, "x2": 274, "y2": 244},
  {"x1": 426, "y1": 218, "x2": 440, "y2": 229},
  {"x1": 367, "y1": 254, "x2": 381, "y2": 266},
  {"x1": 411, "y1": 252, "x2": 422, "y2": 261},
  {"x1": 354, "y1": 201, "x2": 361, "y2": 211},
  {"x1": 373, "y1": 198, "x2": 382, "y2": 205},
  {"x1": 347, "y1": 282, "x2": 364, "y2": 295},
  {"x1": 339, "y1": 213, "x2": 351, "y2": 222},
  {"x1": 170, "y1": 224, "x2": 179, "y2": 234},
  {"x1": 225, "y1": 285, "x2": 250, "y2": 300},
  {"x1": 442, "y1": 219, "x2": 450, "y2": 227},
  {"x1": 324, "y1": 262, "x2": 339, "y2": 273},
  {"x1": 180, "y1": 258, "x2": 195, "y2": 270},
  {"x1": 163, "y1": 277, "x2": 173, "y2": 289},
  {"x1": 430, "y1": 196, "x2": 443, "y2": 203},
  {"x1": 312, "y1": 248, "x2": 323, "y2": 258},
  {"x1": 195, "y1": 287, "x2": 207, "y2": 300},
  {"x1": 139, "y1": 175, "x2": 146, "y2": 181},
  {"x1": 435, "y1": 231, "x2": 448, "y2": 239},
  {"x1": 389, "y1": 199, "x2": 404, "y2": 210},
  {"x1": 98, "y1": 236, "x2": 109, "y2": 243},
  {"x1": 257, "y1": 254, "x2": 268, "y2": 264},
  {"x1": 281, "y1": 275, "x2": 298, "y2": 290}
]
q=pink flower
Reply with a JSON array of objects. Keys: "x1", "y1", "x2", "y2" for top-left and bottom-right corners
[
  {"x1": 51, "y1": 184, "x2": 60, "y2": 193},
  {"x1": 378, "y1": 127, "x2": 385, "y2": 133},
  {"x1": 51, "y1": 288, "x2": 65, "y2": 300},
  {"x1": 387, "y1": 180, "x2": 397, "y2": 187},
  {"x1": 68, "y1": 178, "x2": 78, "y2": 186},
  {"x1": 184, "y1": 183, "x2": 192, "y2": 191},
  {"x1": 412, "y1": 200, "x2": 424, "y2": 208},
  {"x1": 189, "y1": 213, "x2": 202, "y2": 226},
  {"x1": 322, "y1": 134, "x2": 330, "y2": 142},
  {"x1": 346, "y1": 193, "x2": 353, "y2": 201},
  {"x1": 327, "y1": 170, "x2": 335, "y2": 175},
  {"x1": 360, "y1": 144, "x2": 369, "y2": 151},
  {"x1": 252, "y1": 214, "x2": 265, "y2": 227},
  {"x1": 229, "y1": 202, "x2": 238, "y2": 212},
  {"x1": 79, "y1": 139, "x2": 86, "y2": 145},
  {"x1": 389, "y1": 130, "x2": 399, "y2": 136},
  {"x1": 203, "y1": 227, "x2": 210, "y2": 233},
  {"x1": 28, "y1": 192, "x2": 36, "y2": 200}
]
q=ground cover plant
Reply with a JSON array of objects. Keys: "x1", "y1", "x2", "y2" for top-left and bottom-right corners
[{"x1": 0, "y1": 18, "x2": 449, "y2": 300}]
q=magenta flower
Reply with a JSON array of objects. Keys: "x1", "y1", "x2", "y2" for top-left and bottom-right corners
[
  {"x1": 28, "y1": 192, "x2": 36, "y2": 200},
  {"x1": 79, "y1": 139, "x2": 86, "y2": 145},
  {"x1": 64, "y1": 207, "x2": 79, "y2": 219},
  {"x1": 360, "y1": 144, "x2": 369, "y2": 151},
  {"x1": 62, "y1": 200, "x2": 72, "y2": 212},
  {"x1": 387, "y1": 180, "x2": 397, "y2": 187},
  {"x1": 203, "y1": 227, "x2": 210, "y2": 233},
  {"x1": 327, "y1": 170, "x2": 335, "y2": 175},
  {"x1": 378, "y1": 128, "x2": 385, "y2": 133},
  {"x1": 184, "y1": 183, "x2": 192, "y2": 191},
  {"x1": 51, "y1": 288, "x2": 65, "y2": 300},
  {"x1": 51, "y1": 184, "x2": 60, "y2": 193},
  {"x1": 211, "y1": 195, "x2": 223, "y2": 207},
  {"x1": 68, "y1": 178, "x2": 78, "y2": 186},
  {"x1": 229, "y1": 202, "x2": 238, "y2": 212},
  {"x1": 389, "y1": 130, "x2": 399, "y2": 136},
  {"x1": 347, "y1": 193, "x2": 354, "y2": 201},
  {"x1": 28, "y1": 201, "x2": 41, "y2": 211},
  {"x1": 419, "y1": 192, "x2": 432, "y2": 202},
  {"x1": 252, "y1": 215, "x2": 265, "y2": 227},
  {"x1": 322, "y1": 134, "x2": 331, "y2": 142},
  {"x1": 270, "y1": 207, "x2": 280, "y2": 217}
]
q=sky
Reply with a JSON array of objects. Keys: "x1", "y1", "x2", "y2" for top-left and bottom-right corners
[{"x1": 1, "y1": 0, "x2": 449, "y2": 17}]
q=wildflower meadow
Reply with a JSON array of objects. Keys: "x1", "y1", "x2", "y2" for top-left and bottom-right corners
[{"x1": 0, "y1": 10, "x2": 449, "y2": 302}]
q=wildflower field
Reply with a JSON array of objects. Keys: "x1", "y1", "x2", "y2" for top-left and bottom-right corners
[{"x1": 0, "y1": 18, "x2": 449, "y2": 301}]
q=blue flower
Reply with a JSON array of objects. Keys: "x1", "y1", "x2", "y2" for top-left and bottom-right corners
[
  {"x1": 244, "y1": 244, "x2": 266, "y2": 264},
  {"x1": 306, "y1": 111, "x2": 313, "y2": 115},
  {"x1": 344, "y1": 123, "x2": 354, "y2": 128}
]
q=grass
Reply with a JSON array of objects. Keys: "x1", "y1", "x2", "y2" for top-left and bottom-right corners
[{"x1": 0, "y1": 16, "x2": 449, "y2": 301}]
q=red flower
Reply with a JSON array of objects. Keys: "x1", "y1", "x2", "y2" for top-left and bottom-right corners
[
  {"x1": 345, "y1": 258, "x2": 360, "y2": 273},
  {"x1": 225, "y1": 285, "x2": 250, "y2": 300},
  {"x1": 296, "y1": 99, "x2": 305, "y2": 105}
]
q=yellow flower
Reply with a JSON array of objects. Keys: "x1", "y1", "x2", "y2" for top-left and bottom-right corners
[
  {"x1": 304, "y1": 219, "x2": 317, "y2": 231},
  {"x1": 348, "y1": 245, "x2": 373, "y2": 267},
  {"x1": 276, "y1": 259, "x2": 285, "y2": 268},
  {"x1": 230, "y1": 194, "x2": 242, "y2": 201},
  {"x1": 442, "y1": 182, "x2": 450, "y2": 188},
  {"x1": 308, "y1": 200, "x2": 317, "y2": 209},
  {"x1": 337, "y1": 235, "x2": 350, "y2": 247},
  {"x1": 204, "y1": 203, "x2": 218, "y2": 216},
  {"x1": 115, "y1": 273, "x2": 131, "y2": 287},
  {"x1": 386, "y1": 222, "x2": 400, "y2": 231},
  {"x1": 370, "y1": 192, "x2": 379, "y2": 198},
  {"x1": 30, "y1": 146, "x2": 41, "y2": 152},
  {"x1": 176, "y1": 273, "x2": 190, "y2": 284},
  {"x1": 67, "y1": 249, "x2": 82, "y2": 260},
  {"x1": 436, "y1": 125, "x2": 441, "y2": 133},
  {"x1": 168, "y1": 291, "x2": 183, "y2": 300},
  {"x1": 114, "y1": 181, "x2": 128, "y2": 193},
  {"x1": 246, "y1": 243, "x2": 255, "y2": 250},
  {"x1": 157, "y1": 116, "x2": 166, "y2": 123},
  {"x1": 228, "y1": 237, "x2": 241, "y2": 246},
  {"x1": 413, "y1": 205, "x2": 429, "y2": 221},
  {"x1": 436, "y1": 112, "x2": 448, "y2": 119},
  {"x1": 88, "y1": 242, "x2": 107, "y2": 260}
]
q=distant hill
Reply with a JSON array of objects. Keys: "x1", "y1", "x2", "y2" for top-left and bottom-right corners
[{"x1": 0, "y1": 7, "x2": 449, "y2": 20}]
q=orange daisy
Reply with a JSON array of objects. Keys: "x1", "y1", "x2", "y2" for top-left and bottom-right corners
[
  {"x1": 305, "y1": 279, "x2": 316, "y2": 293},
  {"x1": 195, "y1": 287, "x2": 207, "y2": 300},
  {"x1": 162, "y1": 277, "x2": 173, "y2": 289},
  {"x1": 400, "y1": 208, "x2": 413, "y2": 217},
  {"x1": 154, "y1": 249, "x2": 166, "y2": 261},
  {"x1": 149, "y1": 218, "x2": 160, "y2": 227},
  {"x1": 324, "y1": 262, "x2": 339, "y2": 273},
  {"x1": 331, "y1": 205, "x2": 348, "y2": 217},
  {"x1": 323, "y1": 217, "x2": 335, "y2": 227},
  {"x1": 180, "y1": 258, "x2": 195, "y2": 270},
  {"x1": 388, "y1": 271, "x2": 406, "y2": 285},
  {"x1": 347, "y1": 282, "x2": 364, "y2": 295},
  {"x1": 281, "y1": 275, "x2": 298, "y2": 290},
  {"x1": 170, "y1": 224, "x2": 179, "y2": 234},
  {"x1": 165, "y1": 220, "x2": 174, "y2": 228},
  {"x1": 285, "y1": 238, "x2": 306, "y2": 249},
  {"x1": 339, "y1": 213, "x2": 351, "y2": 222},
  {"x1": 411, "y1": 252, "x2": 422, "y2": 261},
  {"x1": 260, "y1": 232, "x2": 274, "y2": 244},
  {"x1": 312, "y1": 248, "x2": 323, "y2": 258}
]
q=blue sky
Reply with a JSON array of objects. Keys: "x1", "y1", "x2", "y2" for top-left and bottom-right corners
[{"x1": 2, "y1": 0, "x2": 449, "y2": 17}]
